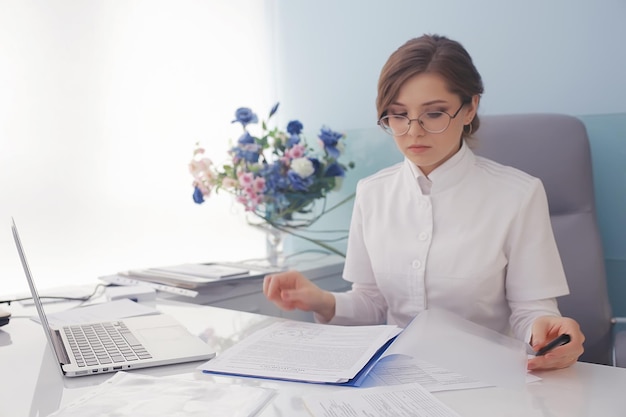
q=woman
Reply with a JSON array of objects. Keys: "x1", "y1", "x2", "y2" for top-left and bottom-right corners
[{"x1": 263, "y1": 34, "x2": 584, "y2": 371}]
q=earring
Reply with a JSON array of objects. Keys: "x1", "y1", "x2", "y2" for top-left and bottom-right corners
[{"x1": 464, "y1": 123, "x2": 473, "y2": 136}]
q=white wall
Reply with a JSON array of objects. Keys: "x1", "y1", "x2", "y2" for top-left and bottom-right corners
[
  {"x1": 270, "y1": 0, "x2": 626, "y2": 132},
  {"x1": 0, "y1": 0, "x2": 276, "y2": 296}
]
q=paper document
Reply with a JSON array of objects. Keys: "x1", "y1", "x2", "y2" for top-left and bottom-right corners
[
  {"x1": 200, "y1": 308, "x2": 528, "y2": 389},
  {"x1": 117, "y1": 262, "x2": 281, "y2": 289},
  {"x1": 148, "y1": 263, "x2": 250, "y2": 278},
  {"x1": 303, "y1": 383, "x2": 462, "y2": 417},
  {"x1": 388, "y1": 308, "x2": 528, "y2": 389},
  {"x1": 47, "y1": 372, "x2": 275, "y2": 417},
  {"x1": 198, "y1": 320, "x2": 401, "y2": 384},
  {"x1": 364, "y1": 356, "x2": 541, "y2": 390},
  {"x1": 31, "y1": 299, "x2": 160, "y2": 327},
  {"x1": 99, "y1": 274, "x2": 199, "y2": 297},
  {"x1": 362, "y1": 355, "x2": 492, "y2": 392}
]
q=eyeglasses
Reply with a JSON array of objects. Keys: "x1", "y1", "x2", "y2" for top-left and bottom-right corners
[{"x1": 377, "y1": 102, "x2": 466, "y2": 136}]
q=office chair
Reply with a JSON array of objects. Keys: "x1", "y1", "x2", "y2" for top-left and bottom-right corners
[{"x1": 474, "y1": 113, "x2": 625, "y2": 366}]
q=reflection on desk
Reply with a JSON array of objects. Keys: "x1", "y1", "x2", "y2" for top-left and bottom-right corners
[{"x1": 1, "y1": 298, "x2": 626, "y2": 417}]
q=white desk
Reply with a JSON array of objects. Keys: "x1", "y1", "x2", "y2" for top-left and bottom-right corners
[{"x1": 1, "y1": 299, "x2": 626, "y2": 417}]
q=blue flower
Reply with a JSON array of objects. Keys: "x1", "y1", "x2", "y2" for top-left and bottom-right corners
[
  {"x1": 261, "y1": 163, "x2": 289, "y2": 194},
  {"x1": 232, "y1": 107, "x2": 258, "y2": 127},
  {"x1": 288, "y1": 170, "x2": 313, "y2": 191},
  {"x1": 238, "y1": 131, "x2": 255, "y2": 144},
  {"x1": 309, "y1": 157, "x2": 321, "y2": 174},
  {"x1": 287, "y1": 120, "x2": 303, "y2": 135},
  {"x1": 232, "y1": 144, "x2": 260, "y2": 163},
  {"x1": 324, "y1": 162, "x2": 345, "y2": 177},
  {"x1": 192, "y1": 187, "x2": 205, "y2": 204},
  {"x1": 269, "y1": 102, "x2": 280, "y2": 118},
  {"x1": 318, "y1": 127, "x2": 344, "y2": 159},
  {"x1": 286, "y1": 133, "x2": 300, "y2": 148}
]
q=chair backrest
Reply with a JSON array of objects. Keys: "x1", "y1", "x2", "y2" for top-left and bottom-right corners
[{"x1": 474, "y1": 113, "x2": 613, "y2": 365}]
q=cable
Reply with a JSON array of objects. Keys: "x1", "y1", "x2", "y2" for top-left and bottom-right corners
[{"x1": 0, "y1": 283, "x2": 109, "y2": 306}]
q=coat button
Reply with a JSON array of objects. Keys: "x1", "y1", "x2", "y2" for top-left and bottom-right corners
[
  {"x1": 418, "y1": 232, "x2": 429, "y2": 241},
  {"x1": 412, "y1": 260, "x2": 422, "y2": 269}
]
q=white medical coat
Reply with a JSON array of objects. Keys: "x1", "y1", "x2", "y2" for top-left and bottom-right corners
[{"x1": 330, "y1": 142, "x2": 569, "y2": 341}]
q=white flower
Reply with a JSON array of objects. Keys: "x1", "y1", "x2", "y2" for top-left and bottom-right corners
[{"x1": 290, "y1": 157, "x2": 315, "y2": 178}]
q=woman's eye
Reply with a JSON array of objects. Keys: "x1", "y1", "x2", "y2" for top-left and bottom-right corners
[{"x1": 424, "y1": 112, "x2": 444, "y2": 119}]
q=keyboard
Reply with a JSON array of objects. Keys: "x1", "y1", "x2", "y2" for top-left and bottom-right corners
[{"x1": 63, "y1": 321, "x2": 152, "y2": 367}]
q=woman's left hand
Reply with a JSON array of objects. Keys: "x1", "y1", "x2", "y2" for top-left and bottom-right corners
[{"x1": 527, "y1": 316, "x2": 585, "y2": 371}]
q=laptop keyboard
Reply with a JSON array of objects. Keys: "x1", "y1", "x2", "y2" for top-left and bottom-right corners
[{"x1": 63, "y1": 321, "x2": 152, "y2": 367}]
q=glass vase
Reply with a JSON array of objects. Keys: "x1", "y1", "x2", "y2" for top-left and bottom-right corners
[{"x1": 265, "y1": 224, "x2": 286, "y2": 267}]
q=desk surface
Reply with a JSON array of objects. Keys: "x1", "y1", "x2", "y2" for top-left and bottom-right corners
[{"x1": 1, "y1": 299, "x2": 626, "y2": 417}]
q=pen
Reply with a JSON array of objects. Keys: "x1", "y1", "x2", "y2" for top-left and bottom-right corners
[{"x1": 535, "y1": 334, "x2": 571, "y2": 356}]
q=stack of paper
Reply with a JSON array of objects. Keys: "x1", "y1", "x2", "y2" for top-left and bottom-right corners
[{"x1": 99, "y1": 262, "x2": 284, "y2": 298}]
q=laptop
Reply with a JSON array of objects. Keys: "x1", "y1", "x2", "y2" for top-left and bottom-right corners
[{"x1": 11, "y1": 218, "x2": 216, "y2": 377}]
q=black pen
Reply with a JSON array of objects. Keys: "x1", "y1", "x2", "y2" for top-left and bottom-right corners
[{"x1": 535, "y1": 334, "x2": 571, "y2": 356}]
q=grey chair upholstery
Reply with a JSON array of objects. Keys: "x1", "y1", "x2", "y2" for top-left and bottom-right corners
[{"x1": 474, "y1": 113, "x2": 624, "y2": 366}]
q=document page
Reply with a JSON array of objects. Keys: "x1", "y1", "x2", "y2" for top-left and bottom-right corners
[
  {"x1": 362, "y1": 356, "x2": 492, "y2": 392},
  {"x1": 303, "y1": 383, "x2": 462, "y2": 417},
  {"x1": 198, "y1": 320, "x2": 401, "y2": 384},
  {"x1": 384, "y1": 308, "x2": 528, "y2": 389},
  {"x1": 47, "y1": 372, "x2": 274, "y2": 417}
]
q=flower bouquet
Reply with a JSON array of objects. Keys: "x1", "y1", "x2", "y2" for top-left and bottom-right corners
[{"x1": 189, "y1": 103, "x2": 354, "y2": 259}]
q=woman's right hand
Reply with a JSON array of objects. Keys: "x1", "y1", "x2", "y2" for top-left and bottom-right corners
[{"x1": 263, "y1": 270, "x2": 336, "y2": 321}]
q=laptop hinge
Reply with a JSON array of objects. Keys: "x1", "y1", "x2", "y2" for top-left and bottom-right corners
[{"x1": 53, "y1": 329, "x2": 71, "y2": 365}]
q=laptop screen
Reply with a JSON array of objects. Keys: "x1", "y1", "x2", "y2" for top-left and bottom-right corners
[{"x1": 11, "y1": 218, "x2": 65, "y2": 364}]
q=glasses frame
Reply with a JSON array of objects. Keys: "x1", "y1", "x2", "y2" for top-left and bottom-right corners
[{"x1": 378, "y1": 101, "x2": 467, "y2": 136}]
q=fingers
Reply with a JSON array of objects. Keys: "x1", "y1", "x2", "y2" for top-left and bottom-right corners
[
  {"x1": 528, "y1": 316, "x2": 585, "y2": 371},
  {"x1": 263, "y1": 270, "x2": 308, "y2": 310},
  {"x1": 528, "y1": 338, "x2": 582, "y2": 370},
  {"x1": 262, "y1": 275, "x2": 273, "y2": 303},
  {"x1": 262, "y1": 271, "x2": 334, "y2": 319},
  {"x1": 263, "y1": 273, "x2": 287, "y2": 307},
  {"x1": 264, "y1": 271, "x2": 297, "y2": 295}
]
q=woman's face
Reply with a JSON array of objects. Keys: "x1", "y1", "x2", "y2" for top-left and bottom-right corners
[{"x1": 388, "y1": 73, "x2": 478, "y2": 176}]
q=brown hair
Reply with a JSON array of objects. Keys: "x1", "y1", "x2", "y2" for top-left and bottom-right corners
[{"x1": 376, "y1": 34, "x2": 484, "y2": 139}]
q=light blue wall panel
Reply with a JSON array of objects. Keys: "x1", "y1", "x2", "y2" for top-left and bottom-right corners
[{"x1": 269, "y1": 0, "x2": 626, "y2": 132}]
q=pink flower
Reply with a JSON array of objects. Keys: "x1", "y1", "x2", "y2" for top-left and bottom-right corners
[
  {"x1": 249, "y1": 193, "x2": 263, "y2": 208},
  {"x1": 238, "y1": 172, "x2": 255, "y2": 187},
  {"x1": 188, "y1": 158, "x2": 213, "y2": 178},
  {"x1": 221, "y1": 177, "x2": 238, "y2": 189},
  {"x1": 285, "y1": 144, "x2": 305, "y2": 159},
  {"x1": 236, "y1": 195, "x2": 248, "y2": 206},
  {"x1": 253, "y1": 176, "x2": 266, "y2": 193}
]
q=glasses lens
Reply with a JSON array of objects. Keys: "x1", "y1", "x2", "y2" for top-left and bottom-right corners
[
  {"x1": 380, "y1": 115, "x2": 408, "y2": 135},
  {"x1": 419, "y1": 112, "x2": 450, "y2": 133}
]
